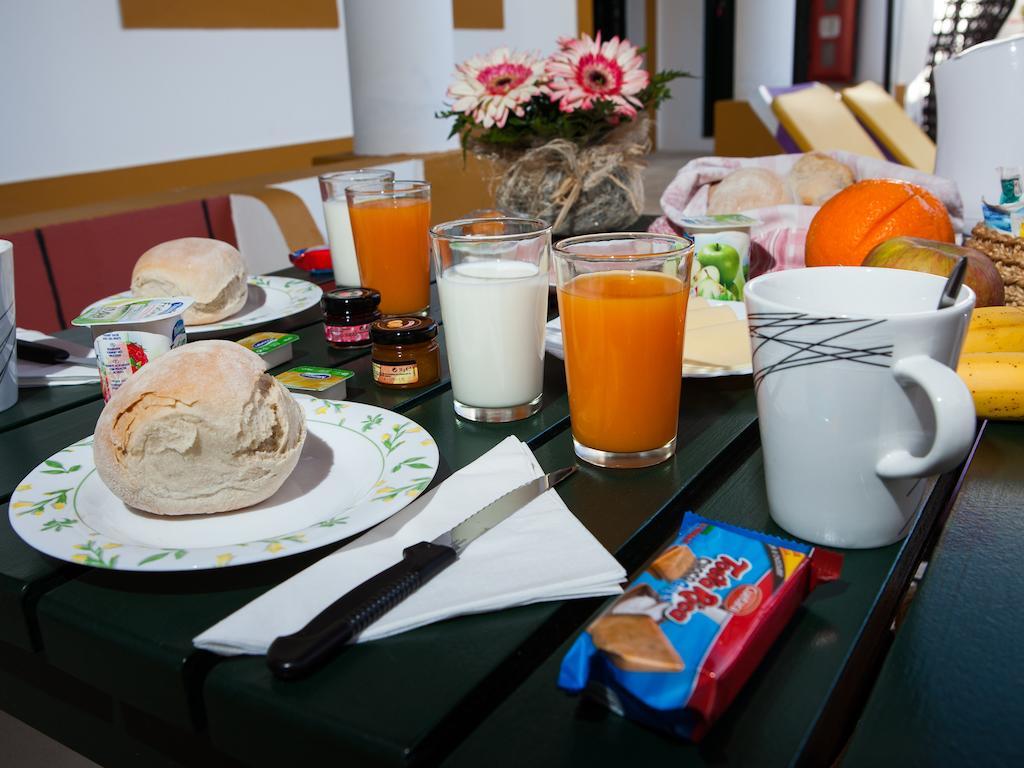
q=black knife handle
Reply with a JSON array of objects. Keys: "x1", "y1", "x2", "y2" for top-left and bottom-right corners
[
  {"x1": 267, "y1": 541, "x2": 457, "y2": 680},
  {"x1": 17, "y1": 339, "x2": 69, "y2": 365}
]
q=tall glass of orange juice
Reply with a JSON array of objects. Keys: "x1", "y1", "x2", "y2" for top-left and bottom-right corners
[
  {"x1": 554, "y1": 233, "x2": 693, "y2": 468},
  {"x1": 346, "y1": 180, "x2": 431, "y2": 315}
]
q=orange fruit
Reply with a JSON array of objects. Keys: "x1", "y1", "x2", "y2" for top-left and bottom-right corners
[{"x1": 805, "y1": 179, "x2": 955, "y2": 268}]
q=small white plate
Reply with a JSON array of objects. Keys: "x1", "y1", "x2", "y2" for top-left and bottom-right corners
[
  {"x1": 8, "y1": 397, "x2": 438, "y2": 571},
  {"x1": 89, "y1": 276, "x2": 323, "y2": 337}
]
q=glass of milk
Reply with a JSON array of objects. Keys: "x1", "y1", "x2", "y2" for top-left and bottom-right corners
[
  {"x1": 319, "y1": 169, "x2": 395, "y2": 287},
  {"x1": 430, "y1": 218, "x2": 551, "y2": 422}
]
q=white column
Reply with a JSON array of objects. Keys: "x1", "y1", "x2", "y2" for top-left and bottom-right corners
[
  {"x1": 734, "y1": 0, "x2": 796, "y2": 101},
  {"x1": 343, "y1": 0, "x2": 457, "y2": 155}
]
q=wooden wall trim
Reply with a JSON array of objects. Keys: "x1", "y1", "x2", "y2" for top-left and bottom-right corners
[
  {"x1": 119, "y1": 0, "x2": 339, "y2": 29},
  {"x1": 452, "y1": 0, "x2": 504, "y2": 29},
  {"x1": 577, "y1": 0, "x2": 593, "y2": 36},
  {"x1": 0, "y1": 138, "x2": 354, "y2": 233}
]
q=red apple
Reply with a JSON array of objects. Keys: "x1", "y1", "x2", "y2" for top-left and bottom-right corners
[{"x1": 862, "y1": 237, "x2": 1005, "y2": 307}]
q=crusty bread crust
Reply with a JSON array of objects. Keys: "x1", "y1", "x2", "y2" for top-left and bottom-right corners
[
  {"x1": 707, "y1": 168, "x2": 793, "y2": 214},
  {"x1": 93, "y1": 341, "x2": 307, "y2": 515},
  {"x1": 786, "y1": 152, "x2": 855, "y2": 205},
  {"x1": 131, "y1": 238, "x2": 248, "y2": 324}
]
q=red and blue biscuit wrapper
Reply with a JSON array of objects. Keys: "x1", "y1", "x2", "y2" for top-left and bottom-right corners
[{"x1": 558, "y1": 512, "x2": 842, "y2": 741}]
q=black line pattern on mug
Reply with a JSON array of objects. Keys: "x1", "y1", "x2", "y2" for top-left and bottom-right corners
[
  {"x1": 0, "y1": 300, "x2": 13, "y2": 384},
  {"x1": 748, "y1": 312, "x2": 893, "y2": 390}
]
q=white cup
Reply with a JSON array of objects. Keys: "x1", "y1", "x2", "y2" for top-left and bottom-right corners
[
  {"x1": 0, "y1": 240, "x2": 15, "y2": 412},
  {"x1": 744, "y1": 267, "x2": 976, "y2": 548}
]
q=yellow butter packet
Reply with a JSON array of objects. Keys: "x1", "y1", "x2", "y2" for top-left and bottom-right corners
[{"x1": 275, "y1": 366, "x2": 353, "y2": 395}]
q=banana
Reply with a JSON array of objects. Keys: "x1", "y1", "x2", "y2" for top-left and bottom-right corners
[
  {"x1": 957, "y1": 352, "x2": 1024, "y2": 420},
  {"x1": 962, "y1": 307, "x2": 1024, "y2": 354}
]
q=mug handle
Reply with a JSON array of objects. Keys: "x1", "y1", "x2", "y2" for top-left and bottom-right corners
[{"x1": 876, "y1": 355, "x2": 976, "y2": 480}]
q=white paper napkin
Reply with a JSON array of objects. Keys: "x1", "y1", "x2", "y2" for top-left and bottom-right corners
[
  {"x1": 194, "y1": 436, "x2": 625, "y2": 655},
  {"x1": 16, "y1": 329, "x2": 99, "y2": 387}
]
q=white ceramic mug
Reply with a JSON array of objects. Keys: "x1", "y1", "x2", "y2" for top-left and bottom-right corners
[
  {"x1": 0, "y1": 240, "x2": 16, "y2": 412},
  {"x1": 744, "y1": 267, "x2": 976, "y2": 548}
]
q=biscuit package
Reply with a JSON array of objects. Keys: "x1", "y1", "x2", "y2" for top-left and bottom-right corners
[{"x1": 558, "y1": 513, "x2": 842, "y2": 741}]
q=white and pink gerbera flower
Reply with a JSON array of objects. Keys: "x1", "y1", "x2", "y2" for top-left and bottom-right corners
[
  {"x1": 545, "y1": 33, "x2": 649, "y2": 117},
  {"x1": 447, "y1": 48, "x2": 546, "y2": 129}
]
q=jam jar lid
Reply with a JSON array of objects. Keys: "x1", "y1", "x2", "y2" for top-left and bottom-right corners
[
  {"x1": 370, "y1": 316, "x2": 438, "y2": 345},
  {"x1": 322, "y1": 287, "x2": 381, "y2": 315}
]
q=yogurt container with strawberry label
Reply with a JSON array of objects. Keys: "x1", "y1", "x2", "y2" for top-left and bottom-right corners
[
  {"x1": 72, "y1": 297, "x2": 194, "y2": 401},
  {"x1": 679, "y1": 215, "x2": 757, "y2": 302}
]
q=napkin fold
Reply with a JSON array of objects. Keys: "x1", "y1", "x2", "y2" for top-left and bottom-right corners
[
  {"x1": 194, "y1": 436, "x2": 625, "y2": 655},
  {"x1": 16, "y1": 329, "x2": 99, "y2": 387}
]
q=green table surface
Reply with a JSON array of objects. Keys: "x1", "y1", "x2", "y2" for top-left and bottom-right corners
[
  {"x1": 844, "y1": 420, "x2": 1024, "y2": 766},
  {"x1": 0, "y1": 263, "x2": 986, "y2": 768}
]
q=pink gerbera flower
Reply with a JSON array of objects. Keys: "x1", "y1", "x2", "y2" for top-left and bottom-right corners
[
  {"x1": 447, "y1": 48, "x2": 546, "y2": 129},
  {"x1": 545, "y1": 33, "x2": 649, "y2": 117}
]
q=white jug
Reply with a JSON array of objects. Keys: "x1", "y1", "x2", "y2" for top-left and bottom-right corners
[{"x1": 934, "y1": 34, "x2": 1024, "y2": 231}]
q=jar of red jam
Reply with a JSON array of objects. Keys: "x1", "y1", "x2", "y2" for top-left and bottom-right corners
[
  {"x1": 370, "y1": 316, "x2": 440, "y2": 389},
  {"x1": 322, "y1": 288, "x2": 381, "y2": 349}
]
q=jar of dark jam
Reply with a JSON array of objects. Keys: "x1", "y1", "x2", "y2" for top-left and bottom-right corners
[
  {"x1": 370, "y1": 316, "x2": 440, "y2": 389},
  {"x1": 322, "y1": 288, "x2": 381, "y2": 349}
]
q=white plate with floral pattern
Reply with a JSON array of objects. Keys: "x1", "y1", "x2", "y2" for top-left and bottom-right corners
[
  {"x1": 88, "y1": 276, "x2": 323, "y2": 336},
  {"x1": 8, "y1": 396, "x2": 438, "y2": 571}
]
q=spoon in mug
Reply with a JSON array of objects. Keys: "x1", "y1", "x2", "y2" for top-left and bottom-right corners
[{"x1": 937, "y1": 255, "x2": 968, "y2": 310}]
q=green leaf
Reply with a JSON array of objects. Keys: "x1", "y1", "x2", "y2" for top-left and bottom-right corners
[
  {"x1": 67, "y1": 465, "x2": 81, "y2": 472},
  {"x1": 41, "y1": 470, "x2": 64, "y2": 474},
  {"x1": 44, "y1": 460, "x2": 63, "y2": 468},
  {"x1": 138, "y1": 551, "x2": 170, "y2": 566},
  {"x1": 406, "y1": 463, "x2": 431, "y2": 469},
  {"x1": 174, "y1": 549, "x2": 187, "y2": 559}
]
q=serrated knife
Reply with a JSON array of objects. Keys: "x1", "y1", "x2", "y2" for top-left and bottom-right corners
[{"x1": 267, "y1": 465, "x2": 577, "y2": 680}]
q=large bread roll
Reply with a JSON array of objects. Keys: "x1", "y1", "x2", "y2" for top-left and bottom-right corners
[
  {"x1": 786, "y1": 152, "x2": 855, "y2": 205},
  {"x1": 131, "y1": 238, "x2": 247, "y2": 325},
  {"x1": 93, "y1": 341, "x2": 306, "y2": 515},
  {"x1": 707, "y1": 168, "x2": 793, "y2": 214}
]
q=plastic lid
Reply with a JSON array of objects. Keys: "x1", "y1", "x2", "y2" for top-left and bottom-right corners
[
  {"x1": 322, "y1": 287, "x2": 381, "y2": 315},
  {"x1": 72, "y1": 296, "x2": 195, "y2": 327},
  {"x1": 370, "y1": 316, "x2": 438, "y2": 345}
]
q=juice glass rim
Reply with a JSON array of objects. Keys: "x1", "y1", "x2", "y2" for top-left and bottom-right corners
[
  {"x1": 429, "y1": 217, "x2": 551, "y2": 243},
  {"x1": 345, "y1": 179, "x2": 431, "y2": 202},
  {"x1": 553, "y1": 231, "x2": 693, "y2": 264},
  {"x1": 318, "y1": 168, "x2": 395, "y2": 183}
]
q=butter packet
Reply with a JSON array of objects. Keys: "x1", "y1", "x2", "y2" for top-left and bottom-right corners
[
  {"x1": 237, "y1": 332, "x2": 299, "y2": 370},
  {"x1": 275, "y1": 366, "x2": 353, "y2": 396}
]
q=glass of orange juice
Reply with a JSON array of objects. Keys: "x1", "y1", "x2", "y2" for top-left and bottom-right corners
[
  {"x1": 346, "y1": 180, "x2": 431, "y2": 316},
  {"x1": 554, "y1": 233, "x2": 693, "y2": 469}
]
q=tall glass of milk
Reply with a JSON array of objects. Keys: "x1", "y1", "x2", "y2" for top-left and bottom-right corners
[
  {"x1": 319, "y1": 169, "x2": 394, "y2": 287},
  {"x1": 430, "y1": 218, "x2": 551, "y2": 422}
]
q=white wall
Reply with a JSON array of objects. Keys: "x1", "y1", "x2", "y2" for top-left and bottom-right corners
[
  {"x1": 0, "y1": 0, "x2": 354, "y2": 184},
  {"x1": 856, "y1": 0, "x2": 890, "y2": 85},
  {"x1": 734, "y1": 0, "x2": 795, "y2": 102},
  {"x1": 451, "y1": 0, "x2": 577, "y2": 62},
  {"x1": 657, "y1": 0, "x2": 713, "y2": 153}
]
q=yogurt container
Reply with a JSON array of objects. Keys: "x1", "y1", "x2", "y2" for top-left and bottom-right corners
[
  {"x1": 678, "y1": 215, "x2": 757, "y2": 302},
  {"x1": 72, "y1": 297, "x2": 193, "y2": 401}
]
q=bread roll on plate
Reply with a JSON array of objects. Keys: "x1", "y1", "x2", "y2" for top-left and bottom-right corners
[
  {"x1": 93, "y1": 341, "x2": 306, "y2": 515},
  {"x1": 707, "y1": 168, "x2": 793, "y2": 214},
  {"x1": 132, "y1": 238, "x2": 247, "y2": 325}
]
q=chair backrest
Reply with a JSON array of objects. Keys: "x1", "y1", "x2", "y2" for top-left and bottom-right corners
[
  {"x1": 771, "y1": 83, "x2": 885, "y2": 159},
  {"x1": 841, "y1": 81, "x2": 936, "y2": 173}
]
